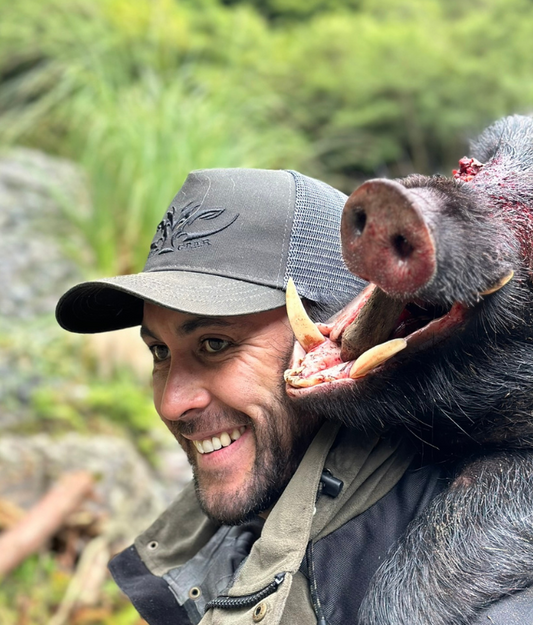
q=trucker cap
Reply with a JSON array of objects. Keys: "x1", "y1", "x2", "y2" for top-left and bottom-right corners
[{"x1": 56, "y1": 168, "x2": 365, "y2": 333}]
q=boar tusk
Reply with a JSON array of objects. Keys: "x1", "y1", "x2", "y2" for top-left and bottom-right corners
[
  {"x1": 480, "y1": 270, "x2": 514, "y2": 296},
  {"x1": 286, "y1": 277, "x2": 326, "y2": 351},
  {"x1": 349, "y1": 339, "x2": 407, "y2": 379}
]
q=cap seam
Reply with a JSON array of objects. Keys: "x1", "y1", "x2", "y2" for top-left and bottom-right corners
[
  {"x1": 142, "y1": 266, "x2": 283, "y2": 285},
  {"x1": 275, "y1": 171, "x2": 294, "y2": 286}
]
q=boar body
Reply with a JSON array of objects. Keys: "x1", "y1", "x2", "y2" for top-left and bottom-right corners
[{"x1": 286, "y1": 116, "x2": 533, "y2": 624}]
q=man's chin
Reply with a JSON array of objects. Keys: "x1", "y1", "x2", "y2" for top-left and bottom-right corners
[
  {"x1": 196, "y1": 488, "x2": 259, "y2": 526},
  {"x1": 194, "y1": 477, "x2": 283, "y2": 526}
]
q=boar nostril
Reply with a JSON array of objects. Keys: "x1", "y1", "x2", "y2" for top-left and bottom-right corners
[
  {"x1": 392, "y1": 234, "x2": 414, "y2": 260},
  {"x1": 351, "y1": 208, "x2": 367, "y2": 237}
]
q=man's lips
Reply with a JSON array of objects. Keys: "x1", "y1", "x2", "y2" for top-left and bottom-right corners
[{"x1": 187, "y1": 426, "x2": 247, "y2": 455}]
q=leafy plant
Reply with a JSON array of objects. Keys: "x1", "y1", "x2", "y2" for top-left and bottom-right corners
[
  {"x1": 0, "y1": 317, "x2": 163, "y2": 459},
  {"x1": 3, "y1": 0, "x2": 533, "y2": 268},
  {"x1": 0, "y1": 553, "x2": 141, "y2": 625}
]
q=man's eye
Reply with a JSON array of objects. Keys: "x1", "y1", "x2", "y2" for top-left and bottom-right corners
[
  {"x1": 203, "y1": 338, "x2": 230, "y2": 353},
  {"x1": 150, "y1": 345, "x2": 170, "y2": 362}
]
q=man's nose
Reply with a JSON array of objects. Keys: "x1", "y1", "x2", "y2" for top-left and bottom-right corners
[{"x1": 157, "y1": 366, "x2": 211, "y2": 421}]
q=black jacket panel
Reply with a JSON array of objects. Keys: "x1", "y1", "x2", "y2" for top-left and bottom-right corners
[{"x1": 109, "y1": 545, "x2": 192, "y2": 625}]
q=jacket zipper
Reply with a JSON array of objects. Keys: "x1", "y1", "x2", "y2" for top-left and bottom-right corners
[{"x1": 205, "y1": 572, "x2": 286, "y2": 611}]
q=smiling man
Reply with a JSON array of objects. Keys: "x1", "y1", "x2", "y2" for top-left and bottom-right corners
[
  {"x1": 141, "y1": 304, "x2": 316, "y2": 525},
  {"x1": 55, "y1": 168, "x2": 445, "y2": 625}
]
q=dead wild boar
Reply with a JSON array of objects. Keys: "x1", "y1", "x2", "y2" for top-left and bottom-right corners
[{"x1": 285, "y1": 115, "x2": 533, "y2": 624}]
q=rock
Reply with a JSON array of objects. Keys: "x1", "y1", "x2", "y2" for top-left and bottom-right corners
[
  {"x1": 0, "y1": 433, "x2": 192, "y2": 540},
  {"x1": 0, "y1": 148, "x2": 88, "y2": 318}
]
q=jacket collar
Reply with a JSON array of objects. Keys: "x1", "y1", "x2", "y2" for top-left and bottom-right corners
[
  {"x1": 229, "y1": 422, "x2": 414, "y2": 596},
  {"x1": 134, "y1": 421, "x2": 415, "y2": 591}
]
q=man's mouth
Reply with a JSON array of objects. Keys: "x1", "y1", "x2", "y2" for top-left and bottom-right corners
[{"x1": 192, "y1": 426, "x2": 247, "y2": 455}]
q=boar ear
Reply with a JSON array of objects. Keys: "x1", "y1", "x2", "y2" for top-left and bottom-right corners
[{"x1": 341, "y1": 179, "x2": 437, "y2": 297}]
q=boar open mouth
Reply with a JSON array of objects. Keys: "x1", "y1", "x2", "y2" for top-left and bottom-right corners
[
  {"x1": 284, "y1": 172, "x2": 515, "y2": 393},
  {"x1": 284, "y1": 279, "x2": 475, "y2": 391}
]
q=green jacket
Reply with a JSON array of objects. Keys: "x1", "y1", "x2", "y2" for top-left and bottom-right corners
[{"x1": 110, "y1": 422, "x2": 447, "y2": 624}]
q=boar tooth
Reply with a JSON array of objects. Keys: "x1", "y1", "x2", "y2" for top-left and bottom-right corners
[
  {"x1": 480, "y1": 270, "x2": 514, "y2": 296},
  {"x1": 349, "y1": 339, "x2": 407, "y2": 379},
  {"x1": 284, "y1": 371, "x2": 323, "y2": 388},
  {"x1": 284, "y1": 369, "x2": 295, "y2": 382},
  {"x1": 286, "y1": 277, "x2": 326, "y2": 351}
]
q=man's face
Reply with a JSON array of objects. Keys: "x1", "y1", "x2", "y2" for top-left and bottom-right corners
[{"x1": 141, "y1": 303, "x2": 321, "y2": 525}]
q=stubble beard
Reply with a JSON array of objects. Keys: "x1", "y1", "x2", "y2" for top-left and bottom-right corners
[{"x1": 167, "y1": 387, "x2": 321, "y2": 526}]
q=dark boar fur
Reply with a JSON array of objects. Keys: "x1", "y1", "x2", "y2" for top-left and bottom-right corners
[
  {"x1": 286, "y1": 115, "x2": 533, "y2": 623},
  {"x1": 361, "y1": 451, "x2": 533, "y2": 625}
]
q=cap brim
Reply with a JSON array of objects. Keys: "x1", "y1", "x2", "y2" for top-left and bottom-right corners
[{"x1": 56, "y1": 271, "x2": 287, "y2": 333}]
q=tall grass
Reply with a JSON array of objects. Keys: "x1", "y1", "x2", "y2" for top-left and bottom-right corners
[
  {"x1": 0, "y1": 0, "x2": 306, "y2": 276},
  {"x1": 63, "y1": 74, "x2": 305, "y2": 275},
  {"x1": 3, "y1": 0, "x2": 533, "y2": 275}
]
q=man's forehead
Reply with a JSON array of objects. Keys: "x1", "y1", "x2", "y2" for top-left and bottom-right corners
[
  {"x1": 141, "y1": 304, "x2": 233, "y2": 337},
  {"x1": 140, "y1": 301, "x2": 285, "y2": 338}
]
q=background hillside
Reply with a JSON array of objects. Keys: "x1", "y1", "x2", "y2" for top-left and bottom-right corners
[{"x1": 1, "y1": 0, "x2": 532, "y2": 622}]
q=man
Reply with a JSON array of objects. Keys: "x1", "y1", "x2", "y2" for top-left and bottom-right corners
[{"x1": 56, "y1": 168, "x2": 446, "y2": 625}]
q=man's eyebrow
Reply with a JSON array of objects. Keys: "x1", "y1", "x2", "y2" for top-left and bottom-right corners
[
  {"x1": 140, "y1": 325, "x2": 158, "y2": 340},
  {"x1": 140, "y1": 317, "x2": 234, "y2": 340},
  {"x1": 180, "y1": 317, "x2": 233, "y2": 335}
]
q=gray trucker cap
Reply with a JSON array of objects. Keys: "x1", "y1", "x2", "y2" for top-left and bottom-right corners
[{"x1": 56, "y1": 168, "x2": 365, "y2": 333}]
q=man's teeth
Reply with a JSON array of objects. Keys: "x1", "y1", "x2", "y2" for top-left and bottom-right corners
[{"x1": 193, "y1": 427, "x2": 246, "y2": 454}]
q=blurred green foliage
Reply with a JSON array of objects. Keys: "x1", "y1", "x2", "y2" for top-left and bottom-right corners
[
  {"x1": 0, "y1": 553, "x2": 141, "y2": 624},
  {"x1": 1, "y1": 0, "x2": 533, "y2": 275},
  {"x1": 0, "y1": 554, "x2": 70, "y2": 624},
  {"x1": 0, "y1": 317, "x2": 163, "y2": 461}
]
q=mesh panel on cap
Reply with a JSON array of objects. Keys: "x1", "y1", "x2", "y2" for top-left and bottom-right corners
[{"x1": 284, "y1": 171, "x2": 366, "y2": 306}]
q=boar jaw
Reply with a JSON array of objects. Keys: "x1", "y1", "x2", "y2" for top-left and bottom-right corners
[
  {"x1": 284, "y1": 268, "x2": 512, "y2": 393},
  {"x1": 285, "y1": 284, "x2": 468, "y2": 392}
]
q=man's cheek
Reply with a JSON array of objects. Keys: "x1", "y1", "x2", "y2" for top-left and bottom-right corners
[
  {"x1": 179, "y1": 437, "x2": 198, "y2": 468},
  {"x1": 151, "y1": 383, "x2": 164, "y2": 416}
]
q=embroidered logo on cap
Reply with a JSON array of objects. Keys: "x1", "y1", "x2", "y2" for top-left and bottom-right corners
[{"x1": 149, "y1": 201, "x2": 239, "y2": 256}]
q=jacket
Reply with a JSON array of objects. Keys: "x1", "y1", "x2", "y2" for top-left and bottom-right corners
[{"x1": 109, "y1": 422, "x2": 452, "y2": 624}]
